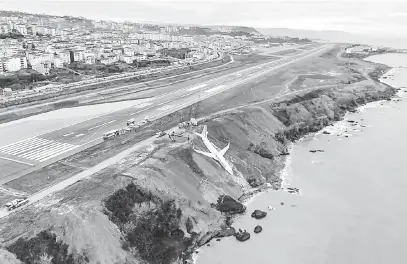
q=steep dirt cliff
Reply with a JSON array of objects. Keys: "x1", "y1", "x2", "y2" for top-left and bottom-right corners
[{"x1": 0, "y1": 52, "x2": 396, "y2": 264}]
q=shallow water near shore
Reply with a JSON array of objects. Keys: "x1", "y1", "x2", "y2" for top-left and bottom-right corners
[{"x1": 196, "y1": 53, "x2": 407, "y2": 264}]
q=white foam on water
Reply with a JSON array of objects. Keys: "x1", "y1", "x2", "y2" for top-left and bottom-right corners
[
  {"x1": 358, "y1": 100, "x2": 389, "y2": 112},
  {"x1": 280, "y1": 145, "x2": 294, "y2": 189}
]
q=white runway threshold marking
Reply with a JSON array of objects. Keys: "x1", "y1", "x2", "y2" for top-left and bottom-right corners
[
  {"x1": 205, "y1": 85, "x2": 226, "y2": 93},
  {"x1": 157, "y1": 105, "x2": 173, "y2": 111},
  {"x1": 188, "y1": 83, "x2": 207, "y2": 91},
  {"x1": 0, "y1": 137, "x2": 79, "y2": 163}
]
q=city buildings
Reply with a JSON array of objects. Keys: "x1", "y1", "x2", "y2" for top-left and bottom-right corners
[
  {"x1": 0, "y1": 56, "x2": 27, "y2": 73},
  {"x1": 0, "y1": 11, "x2": 253, "y2": 79}
]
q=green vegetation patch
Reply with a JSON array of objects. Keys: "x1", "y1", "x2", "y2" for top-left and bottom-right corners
[
  {"x1": 6, "y1": 230, "x2": 89, "y2": 264},
  {"x1": 104, "y1": 183, "x2": 193, "y2": 264}
]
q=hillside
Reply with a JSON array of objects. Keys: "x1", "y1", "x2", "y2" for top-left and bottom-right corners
[
  {"x1": 257, "y1": 27, "x2": 407, "y2": 49},
  {"x1": 0, "y1": 48, "x2": 397, "y2": 264},
  {"x1": 230, "y1": 26, "x2": 260, "y2": 35},
  {"x1": 257, "y1": 28, "x2": 353, "y2": 42}
]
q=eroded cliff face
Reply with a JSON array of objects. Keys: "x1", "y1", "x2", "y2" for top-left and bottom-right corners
[
  {"x1": 97, "y1": 75, "x2": 394, "y2": 264},
  {"x1": 1, "y1": 65, "x2": 396, "y2": 264}
]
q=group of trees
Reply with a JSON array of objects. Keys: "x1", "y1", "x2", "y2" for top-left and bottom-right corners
[
  {"x1": 132, "y1": 59, "x2": 171, "y2": 68},
  {"x1": 0, "y1": 31, "x2": 24, "y2": 39},
  {"x1": 6, "y1": 230, "x2": 88, "y2": 264},
  {"x1": 159, "y1": 48, "x2": 191, "y2": 60},
  {"x1": 0, "y1": 69, "x2": 48, "y2": 90},
  {"x1": 104, "y1": 183, "x2": 192, "y2": 264}
]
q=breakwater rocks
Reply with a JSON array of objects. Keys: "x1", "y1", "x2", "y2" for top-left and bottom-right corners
[
  {"x1": 251, "y1": 209, "x2": 267, "y2": 219},
  {"x1": 254, "y1": 225, "x2": 263, "y2": 233},
  {"x1": 182, "y1": 78, "x2": 396, "y2": 261},
  {"x1": 214, "y1": 195, "x2": 246, "y2": 214},
  {"x1": 235, "y1": 230, "x2": 251, "y2": 242}
]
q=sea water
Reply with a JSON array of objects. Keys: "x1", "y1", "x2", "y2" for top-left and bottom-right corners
[{"x1": 196, "y1": 53, "x2": 407, "y2": 264}]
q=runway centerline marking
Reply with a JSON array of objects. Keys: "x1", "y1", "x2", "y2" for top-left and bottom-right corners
[
  {"x1": 187, "y1": 83, "x2": 208, "y2": 91},
  {"x1": 132, "y1": 102, "x2": 152, "y2": 109},
  {"x1": 157, "y1": 105, "x2": 174, "y2": 111},
  {"x1": 88, "y1": 120, "x2": 116, "y2": 131},
  {"x1": 205, "y1": 85, "x2": 226, "y2": 93}
]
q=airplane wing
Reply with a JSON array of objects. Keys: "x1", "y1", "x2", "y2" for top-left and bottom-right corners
[
  {"x1": 193, "y1": 146, "x2": 217, "y2": 159},
  {"x1": 219, "y1": 142, "x2": 230, "y2": 157}
]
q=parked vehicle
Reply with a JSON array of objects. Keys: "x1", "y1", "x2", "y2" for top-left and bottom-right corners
[
  {"x1": 127, "y1": 118, "x2": 136, "y2": 126},
  {"x1": 103, "y1": 129, "x2": 120, "y2": 140},
  {"x1": 156, "y1": 131, "x2": 166, "y2": 138},
  {"x1": 5, "y1": 198, "x2": 29, "y2": 211}
]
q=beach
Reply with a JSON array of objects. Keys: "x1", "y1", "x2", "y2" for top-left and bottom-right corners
[{"x1": 195, "y1": 53, "x2": 407, "y2": 264}]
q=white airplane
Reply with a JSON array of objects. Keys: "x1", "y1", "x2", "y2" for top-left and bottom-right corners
[{"x1": 193, "y1": 125, "x2": 233, "y2": 175}]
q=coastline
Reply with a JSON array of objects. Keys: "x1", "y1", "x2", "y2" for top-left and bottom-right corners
[
  {"x1": 1, "y1": 49, "x2": 403, "y2": 264},
  {"x1": 189, "y1": 56, "x2": 399, "y2": 264}
]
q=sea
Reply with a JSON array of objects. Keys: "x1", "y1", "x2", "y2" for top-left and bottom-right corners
[{"x1": 195, "y1": 53, "x2": 407, "y2": 264}]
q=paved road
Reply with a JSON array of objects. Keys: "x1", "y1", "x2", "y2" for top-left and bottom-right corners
[{"x1": 0, "y1": 44, "x2": 332, "y2": 185}]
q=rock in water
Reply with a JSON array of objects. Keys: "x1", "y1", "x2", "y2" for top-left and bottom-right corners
[
  {"x1": 198, "y1": 232, "x2": 214, "y2": 246},
  {"x1": 216, "y1": 227, "x2": 236, "y2": 237},
  {"x1": 235, "y1": 231, "x2": 250, "y2": 242},
  {"x1": 215, "y1": 195, "x2": 246, "y2": 214},
  {"x1": 251, "y1": 209, "x2": 267, "y2": 219},
  {"x1": 254, "y1": 225, "x2": 263, "y2": 233}
]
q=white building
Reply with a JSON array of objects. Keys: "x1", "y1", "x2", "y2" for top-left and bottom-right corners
[
  {"x1": 100, "y1": 55, "x2": 118, "y2": 65},
  {"x1": 0, "y1": 57, "x2": 27, "y2": 72},
  {"x1": 121, "y1": 55, "x2": 134, "y2": 64},
  {"x1": 85, "y1": 55, "x2": 96, "y2": 64},
  {"x1": 2, "y1": 88, "x2": 13, "y2": 96},
  {"x1": 31, "y1": 60, "x2": 51, "y2": 75},
  {"x1": 73, "y1": 51, "x2": 84, "y2": 62},
  {"x1": 55, "y1": 51, "x2": 71, "y2": 64},
  {"x1": 53, "y1": 57, "x2": 64, "y2": 68},
  {"x1": 15, "y1": 24, "x2": 27, "y2": 35},
  {"x1": 0, "y1": 43, "x2": 20, "y2": 57}
]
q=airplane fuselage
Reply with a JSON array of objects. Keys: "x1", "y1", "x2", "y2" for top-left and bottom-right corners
[{"x1": 201, "y1": 138, "x2": 233, "y2": 175}]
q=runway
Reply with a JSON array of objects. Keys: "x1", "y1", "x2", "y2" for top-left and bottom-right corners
[{"x1": 0, "y1": 44, "x2": 332, "y2": 184}]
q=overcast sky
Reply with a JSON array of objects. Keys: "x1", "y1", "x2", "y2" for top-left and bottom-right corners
[{"x1": 1, "y1": 0, "x2": 406, "y2": 37}]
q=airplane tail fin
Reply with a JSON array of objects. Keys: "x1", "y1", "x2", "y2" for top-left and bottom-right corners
[
  {"x1": 219, "y1": 142, "x2": 230, "y2": 156},
  {"x1": 194, "y1": 125, "x2": 208, "y2": 139},
  {"x1": 202, "y1": 125, "x2": 208, "y2": 138}
]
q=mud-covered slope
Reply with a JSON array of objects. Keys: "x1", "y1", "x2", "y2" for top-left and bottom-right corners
[{"x1": 0, "y1": 55, "x2": 396, "y2": 264}]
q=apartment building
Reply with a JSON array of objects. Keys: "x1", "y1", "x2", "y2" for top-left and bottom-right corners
[
  {"x1": 31, "y1": 60, "x2": 51, "y2": 75},
  {"x1": 121, "y1": 55, "x2": 135, "y2": 64},
  {"x1": 100, "y1": 54, "x2": 118, "y2": 65},
  {"x1": 0, "y1": 39, "x2": 21, "y2": 57},
  {"x1": 85, "y1": 55, "x2": 96, "y2": 64},
  {"x1": 0, "y1": 57, "x2": 27, "y2": 73}
]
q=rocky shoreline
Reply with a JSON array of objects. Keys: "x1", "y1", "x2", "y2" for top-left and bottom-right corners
[
  {"x1": 0, "y1": 53, "x2": 398, "y2": 264},
  {"x1": 182, "y1": 65, "x2": 397, "y2": 264}
]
